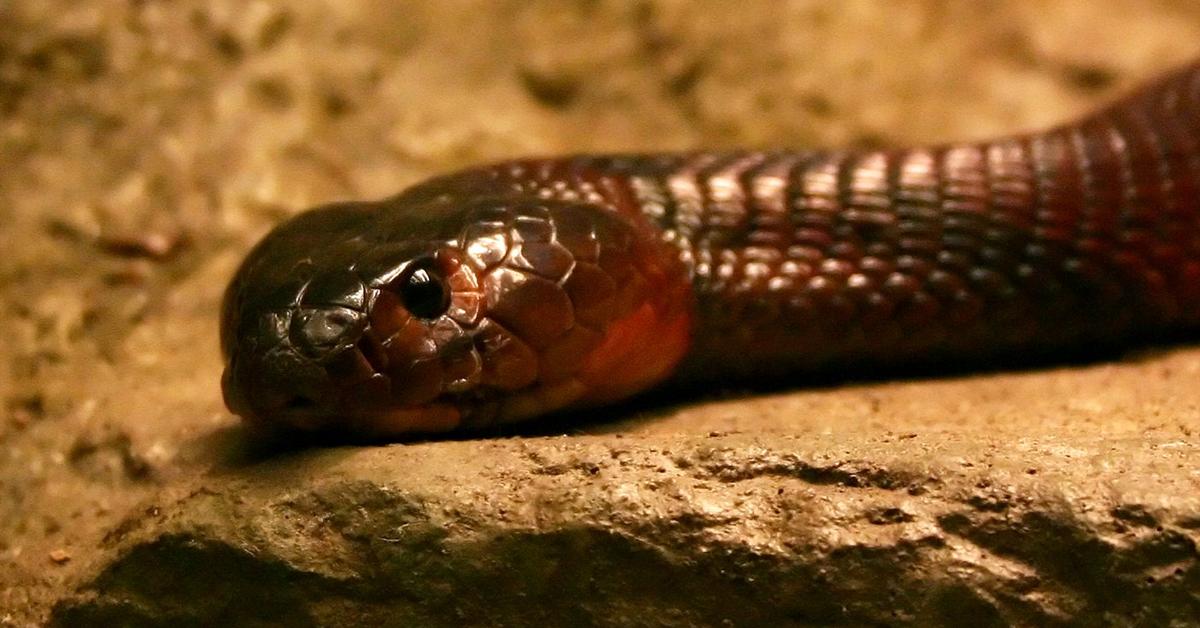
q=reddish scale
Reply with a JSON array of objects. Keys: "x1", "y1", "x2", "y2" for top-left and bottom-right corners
[{"x1": 524, "y1": 65, "x2": 1200, "y2": 380}]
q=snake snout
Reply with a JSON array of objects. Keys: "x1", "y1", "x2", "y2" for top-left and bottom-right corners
[
  {"x1": 224, "y1": 304, "x2": 379, "y2": 431},
  {"x1": 222, "y1": 344, "x2": 337, "y2": 431}
]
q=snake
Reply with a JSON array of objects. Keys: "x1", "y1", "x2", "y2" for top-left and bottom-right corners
[{"x1": 220, "y1": 60, "x2": 1200, "y2": 437}]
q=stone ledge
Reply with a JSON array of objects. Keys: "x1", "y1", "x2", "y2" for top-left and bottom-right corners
[{"x1": 50, "y1": 433, "x2": 1200, "y2": 626}]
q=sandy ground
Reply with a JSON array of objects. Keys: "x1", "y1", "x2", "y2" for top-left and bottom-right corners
[{"x1": 2, "y1": 1, "x2": 1200, "y2": 625}]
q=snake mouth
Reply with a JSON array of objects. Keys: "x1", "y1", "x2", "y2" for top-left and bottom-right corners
[
  {"x1": 221, "y1": 362, "x2": 332, "y2": 433},
  {"x1": 223, "y1": 337, "x2": 472, "y2": 436}
]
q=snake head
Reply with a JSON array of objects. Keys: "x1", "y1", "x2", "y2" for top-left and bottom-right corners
[{"x1": 221, "y1": 177, "x2": 691, "y2": 438}]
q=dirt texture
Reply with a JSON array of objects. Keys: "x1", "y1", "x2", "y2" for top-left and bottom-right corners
[{"x1": 2, "y1": 1, "x2": 1199, "y2": 626}]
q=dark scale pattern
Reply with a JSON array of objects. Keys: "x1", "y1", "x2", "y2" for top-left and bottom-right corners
[
  {"x1": 223, "y1": 60, "x2": 1200, "y2": 435},
  {"x1": 536, "y1": 62, "x2": 1200, "y2": 379}
]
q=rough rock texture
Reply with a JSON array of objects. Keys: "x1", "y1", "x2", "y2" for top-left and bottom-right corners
[
  {"x1": 2, "y1": 1, "x2": 1199, "y2": 626},
  {"x1": 47, "y1": 426, "x2": 1200, "y2": 626}
]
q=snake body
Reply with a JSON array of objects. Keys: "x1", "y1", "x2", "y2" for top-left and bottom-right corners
[{"x1": 221, "y1": 61, "x2": 1200, "y2": 436}]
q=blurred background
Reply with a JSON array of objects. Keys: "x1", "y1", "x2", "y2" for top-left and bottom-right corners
[{"x1": 3, "y1": 1, "x2": 1200, "y2": 622}]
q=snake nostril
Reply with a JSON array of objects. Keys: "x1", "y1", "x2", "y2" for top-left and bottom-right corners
[
  {"x1": 291, "y1": 306, "x2": 365, "y2": 358},
  {"x1": 283, "y1": 395, "x2": 318, "y2": 411}
]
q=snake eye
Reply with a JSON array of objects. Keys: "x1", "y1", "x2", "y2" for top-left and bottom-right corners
[{"x1": 398, "y1": 259, "x2": 450, "y2": 319}]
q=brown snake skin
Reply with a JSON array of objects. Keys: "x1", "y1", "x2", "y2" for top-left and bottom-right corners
[{"x1": 221, "y1": 60, "x2": 1200, "y2": 437}]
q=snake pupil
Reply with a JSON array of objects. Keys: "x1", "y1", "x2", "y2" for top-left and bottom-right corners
[{"x1": 399, "y1": 261, "x2": 450, "y2": 319}]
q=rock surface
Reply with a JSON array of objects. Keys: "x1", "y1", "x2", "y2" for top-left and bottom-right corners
[{"x1": 2, "y1": 1, "x2": 1199, "y2": 626}]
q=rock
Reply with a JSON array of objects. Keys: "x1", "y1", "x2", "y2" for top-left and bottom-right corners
[{"x1": 49, "y1": 431, "x2": 1200, "y2": 626}]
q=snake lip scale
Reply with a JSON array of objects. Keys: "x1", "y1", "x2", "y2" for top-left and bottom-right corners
[{"x1": 221, "y1": 60, "x2": 1200, "y2": 437}]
